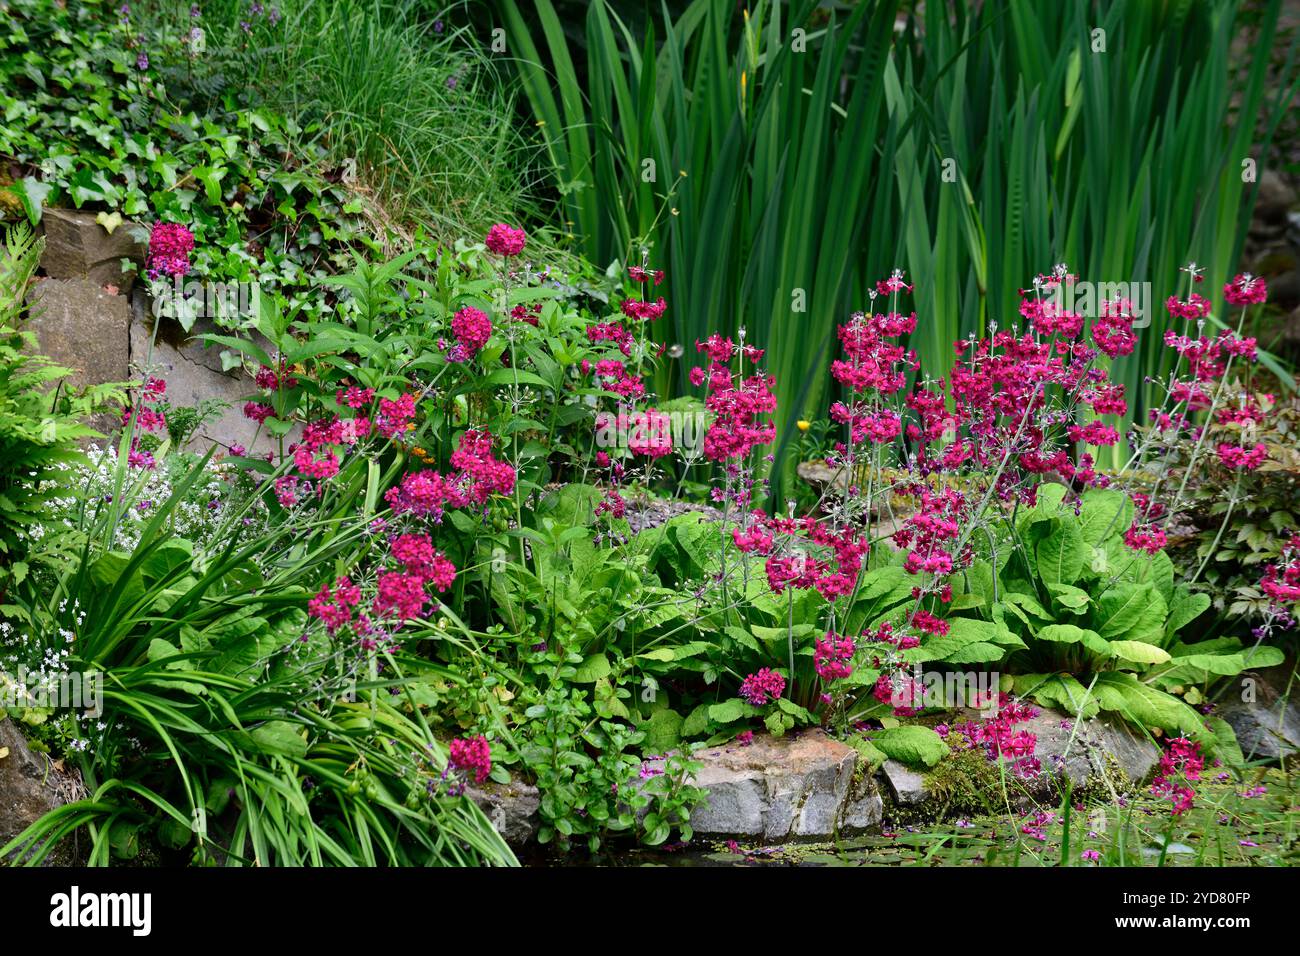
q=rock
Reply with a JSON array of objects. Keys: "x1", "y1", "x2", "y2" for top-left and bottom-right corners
[
  {"x1": 646, "y1": 730, "x2": 880, "y2": 842},
  {"x1": 1264, "y1": 268, "x2": 1300, "y2": 311},
  {"x1": 1218, "y1": 674, "x2": 1300, "y2": 762},
  {"x1": 1281, "y1": 305, "x2": 1300, "y2": 348},
  {"x1": 1092, "y1": 716, "x2": 1162, "y2": 783},
  {"x1": 0, "y1": 719, "x2": 83, "y2": 865},
  {"x1": 1018, "y1": 709, "x2": 1159, "y2": 791},
  {"x1": 623, "y1": 497, "x2": 722, "y2": 535},
  {"x1": 840, "y1": 777, "x2": 884, "y2": 832},
  {"x1": 39, "y1": 207, "x2": 145, "y2": 291},
  {"x1": 25, "y1": 278, "x2": 131, "y2": 436},
  {"x1": 876, "y1": 709, "x2": 1159, "y2": 820},
  {"x1": 798, "y1": 459, "x2": 853, "y2": 495},
  {"x1": 466, "y1": 779, "x2": 541, "y2": 847},
  {"x1": 1254, "y1": 170, "x2": 1297, "y2": 225},
  {"x1": 880, "y1": 759, "x2": 930, "y2": 805},
  {"x1": 128, "y1": 290, "x2": 290, "y2": 457}
]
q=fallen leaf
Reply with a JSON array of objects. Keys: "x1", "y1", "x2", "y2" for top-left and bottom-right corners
[
  {"x1": 95, "y1": 210, "x2": 124, "y2": 234},
  {"x1": 0, "y1": 747, "x2": 9, "y2": 761}
]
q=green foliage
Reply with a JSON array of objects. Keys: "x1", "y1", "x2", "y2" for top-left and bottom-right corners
[
  {"x1": 1141, "y1": 381, "x2": 1300, "y2": 630},
  {"x1": 0, "y1": 0, "x2": 374, "y2": 323},
  {"x1": 1, "y1": 451, "x2": 516, "y2": 866},
  {"x1": 923, "y1": 485, "x2": 1287, "y2": 739}
]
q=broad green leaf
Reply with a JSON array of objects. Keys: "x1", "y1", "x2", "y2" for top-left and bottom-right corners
[
  {"x1": 572, "y1": 653, "x2": 612, "y2": 683},
  {"x1": 870, "y1": 725, "x2": 949, "y2": 768},
  {"x1": 1035, "y1": 623, "x2": 1111, "y2": 656},
  {"x1": 1092, "y1": 582, "x2": 1166, "y2": 641},
  {"x1": 639, "y1": 709, "x2": 683, "y2": 752},
  {"x1": 1037, "y1": 519, "x2": 1085, "y2": 585},
  {"x1": 1091, "y1": 673, "x2": 1204, "y2": 737},
  {"x1": 1108, "y1": 640, "x2": 1172, "y2": 666}
]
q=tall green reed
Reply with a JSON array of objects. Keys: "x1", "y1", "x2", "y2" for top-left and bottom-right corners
[{"x1": 502, "y1": 0, "x2": 1296, "y2": 493}]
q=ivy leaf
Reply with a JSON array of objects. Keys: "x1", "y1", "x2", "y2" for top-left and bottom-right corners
[
  {"x1": 682, "y1": 703, "x2": 713, "y2": 737},
  {"x1": 639, "y1": 709, "x2": 683, "y2": 752},
  {"x1": 764, "y1": 710, "x2": 793, "y2": 737},
  {"x1": 19, "y1": 177, "x2": 52, "y2": 224}
]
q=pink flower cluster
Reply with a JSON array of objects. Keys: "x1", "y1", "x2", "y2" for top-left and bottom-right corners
[
  {"x1": 1150, "y1": 737, "x2": 1203, "y2": 815},
  {"x1": 872, "y1": 672, "x2": 923, "y2": 717},
  {"x1": 291, "y1": 411, "x2": 373, "y2": 482},
  {"x1": 485, "y1": 223, "x2": 527, "y2": 257},
  {"x1": 759, "y1": 514, "x2": 869, "y2": 601},
  {"x1": 376, "y1": 393, "x2": 417, "y2": 440},
  {"x1": 620, "y1": 296, "x2": 667, "y2": 322},
  {"x1": 1216, "y1": 441, "x2": 1267, "y2": 471},
  {"x1": 586, "y1": 321, "x2": 634, "y2": 356},
  {"x1": 1223, "y1": 273, "x2": 1268, "y2": 306},
  {"x1": 1123, "y1": 522, "x2": 1168, "y2": 555},
  {"x1": 385, "y1": 429, "x2": 516, "y2": 520},
  {"x1": 447, "y1": 735, "x2": 492, "y2": 789},
  {"x1": 308, "y1": 576, "x2": 363, "y2": 633},
  {"x1": 948, "y1": 695, "x2": 1042, "y2": 778},
  {"x1": 894, "y1": 486, "x2": 966, "y2": 578},
  {"x1": 830, "y1": 307, "x2": 917, "y2": 395},
  {"x1": 592, "y1": 407, "x2": 673, "y2": 459},
  {"x1": 307, "y1": 532, "x2": 456, "y2": 641},
  {"x1": 1165, "y1": 292, "x2": 1212, "y2": 320},
  {"x1": 123, "y1": 377, "x2": 168, "y2": 469},
  {"x1": 146, "y1": 222, "x2": 195, "y2": 279},
  {"x1": 1262, "y1": 536, "x2": 1300, "y2": 604},
  {"x1": 450, "y1": 306, "x2": 492, "y2": 361},
  {"x1": 692, "y1": 335, "x2": 777, "y2": 462},
  {"x1": 586, "y1": 358, "x2": 646, "y2": 399},
  {"x1": 738, "y1": 668, "x2": 786, "y2": 706},
  {"x1": 255, "y1": 360, "x2": 299, "y2": 392},
  {"x1": 813, "y1": 632, "x2": 855, "y2": 682}
]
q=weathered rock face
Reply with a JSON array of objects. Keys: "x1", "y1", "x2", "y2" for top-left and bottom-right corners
[
  {"x1": 1020, "y1": 709, "x2": 1160, "y2": 790},
  {"x1": 1254, "y1": 169, "x2": 1297, "y2": 227},
  {"x1": 128, "y1": 290, "x2": 288, "y2": 457},
  {"x1": 0, "y1": 719, "x2": 82, "y2": 865},
  {"x1": 1218, "y1": 673, "x2": 1300, "y2": 762},
  {"x1": 466, "y1": 780, "x2": 541, "y2": 847},
  {"x1": 24, "y1": 278, "x2": 287, "y2": 456},
  {"x1": 647, "y1": 730, "x2": 882, "y2": 842},
  {"x1": 25, "y1": 278, "x2": 131, "y2": 436},
  {"x1": 879, "y1": 759, "x2": 930, "y2": 806},
  {"x1": 39, "y1": 208, "x2": 145, "y2": 292}
]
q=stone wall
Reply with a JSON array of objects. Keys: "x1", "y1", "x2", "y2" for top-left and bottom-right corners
[{"x1": 23, "y1": 208, "x2": 282, "y2": 456}]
